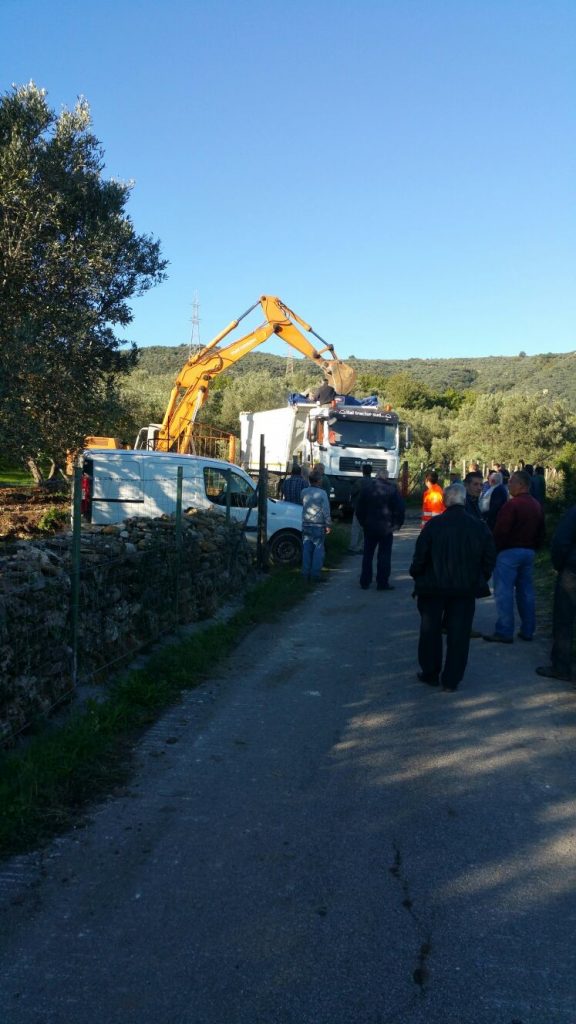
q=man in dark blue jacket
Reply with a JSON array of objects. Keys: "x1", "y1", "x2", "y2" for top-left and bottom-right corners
[
  {"x1": 537, "y1": 506, "x2": 576, "y2": 682},
  {"x1": 356, "y1": 469, "x2": 405, "y2": 591},
  {"x1": 410, "y1": 483, "x2": 496, "y2": 692}
]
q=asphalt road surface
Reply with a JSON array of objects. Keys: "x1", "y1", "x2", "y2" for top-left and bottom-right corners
[{"x1": 1, "y1": 518, "x2": 576, "y2": 1024}]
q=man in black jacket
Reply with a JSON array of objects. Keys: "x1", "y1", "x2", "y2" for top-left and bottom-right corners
[
  {"x1": 536, "y1": 505, "x2": 576, "y2": 682},
  {"x1": 410, "y1": 483, "x2": 496, "y2": 692},
  {"x1": 356, "y1": 469, "x2": 405, "y2": 590}
]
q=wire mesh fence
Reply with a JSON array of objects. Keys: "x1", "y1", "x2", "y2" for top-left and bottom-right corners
[{"x1": 0, "y1": 466, "x2": 256, "y2": 745}]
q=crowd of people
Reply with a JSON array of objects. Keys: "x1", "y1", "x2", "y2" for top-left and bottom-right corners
[
  {"x1": 406, "y1": 461, "x2": 570, "y2": 693},
  {"x1": 279, "y1": 457, "x2": 575, "y2": 695}
]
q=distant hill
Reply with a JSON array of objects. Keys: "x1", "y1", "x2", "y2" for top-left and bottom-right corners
[{"x1": 133, "y1": 346, "x2": 576, "y2": 407}]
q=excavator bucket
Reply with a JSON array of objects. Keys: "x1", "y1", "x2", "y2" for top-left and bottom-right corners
[{"x1": 326, "y1": 360, "x2": 356, "y2": 395}]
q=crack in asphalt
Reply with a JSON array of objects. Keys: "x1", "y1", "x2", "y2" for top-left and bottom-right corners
[{"x1": 389, "y1": 841, "x2": 433, "y2": 995}]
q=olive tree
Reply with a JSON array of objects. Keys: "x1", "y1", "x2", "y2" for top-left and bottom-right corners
[{"x1": 0, "y1": 83, "x2": 167, "y2": 478}]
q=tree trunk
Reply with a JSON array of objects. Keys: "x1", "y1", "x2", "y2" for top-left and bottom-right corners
[{"x1": 26, "y1": 457, "x2": 44, "y2": 484}]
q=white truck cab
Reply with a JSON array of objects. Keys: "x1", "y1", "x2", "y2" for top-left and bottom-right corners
[{"x1": 79, "y1": 449, "x2": 303, "y2": 566}]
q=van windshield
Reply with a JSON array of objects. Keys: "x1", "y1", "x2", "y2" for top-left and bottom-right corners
[{"x1": 203, "y1": 467, "x2": 256, "y2": 508}]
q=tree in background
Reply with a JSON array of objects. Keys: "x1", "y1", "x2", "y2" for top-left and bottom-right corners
[
  {"x1": 216, "y1": 371, "x2": 291, "y2": 433},
  {"x1": 354, "y1": 372, "x2": 389, "y2": 399},
  {"x1": 0, "y1": 83, "x2": 167, "y2": 478},
  {"x1": 449, "y1": 392, "x2": 576, "y2": 467}
]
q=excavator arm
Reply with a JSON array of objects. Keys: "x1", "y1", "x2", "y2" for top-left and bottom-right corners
[{"x1": 154, "y1": 295, "x2": 356, "y2": 453}]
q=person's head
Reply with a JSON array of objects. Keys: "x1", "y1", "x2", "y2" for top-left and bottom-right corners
[
  {"x1": 488, "y1": 471, "x2": 503, "y2": 486},
  {"x1": 312, "y1": 462, "x2": 325, "y2": 477},
  {"x1": 362, "y1": 463, "x2": 373, "y2": 477},
  {"x1": 290, "y1": 464, "x2": 302, "y2": 477},
  {"x1": 443, "y1": 483, "x2": 466, "y2": 508},
  {"x1": 524, "y1": 463, "x2": 534, "y2": 476},
  {"x1": 509, "y1": 470, "x2": 531, "y2": 496},
  {"x1": 535, "y1": 465, "x2": 545, "y2": 476},
  {"x1": 376, "y1": 468, "x2": 389, "y2": 480},
  {"x1": 425, "y1": 470, "x2": 438, "y2": 486},
  {"x1": 468, "y1": 461, "x2": 480, "y2": 473},
  {"x1": 464, "y1": 471, "x2": 483, "y2": 498},
  {"x1": 309, "y1": 470, "x2": 321, "y2": 486}
]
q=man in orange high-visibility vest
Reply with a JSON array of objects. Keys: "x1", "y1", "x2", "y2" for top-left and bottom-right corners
[{"x1": 421, "y1": 470, "x2": 445, "y2": 528}]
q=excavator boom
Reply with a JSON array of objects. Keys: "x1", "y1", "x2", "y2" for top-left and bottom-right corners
[{"x1": 153, "y1": 296, "x2": 356, "y2": 453}]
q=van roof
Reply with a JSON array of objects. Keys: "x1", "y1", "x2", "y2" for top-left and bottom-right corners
[{"x1": 82, "y1": 449, "x2": 238, "y2": 471}]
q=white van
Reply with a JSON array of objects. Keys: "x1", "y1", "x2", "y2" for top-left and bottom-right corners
[{"x1": 79, "y1": 449, "x2": 303, "y2": 566}]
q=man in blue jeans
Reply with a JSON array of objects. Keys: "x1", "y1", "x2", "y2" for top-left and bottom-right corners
[
  {"x1": 301, "y1": 469, "x2": 331, "y2": 582},
  {"x1": 483, "y1": 470, "x2": 545, "y2": 644}
]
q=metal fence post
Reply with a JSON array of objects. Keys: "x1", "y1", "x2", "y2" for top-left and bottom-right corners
[
  {"x1": 257, "y1": 434, "x2": 269, "y2": 571},
  {"x1": 70, "y1": 466, "x2": 82, "y2": 687},
  {"x1": 175, "y1": 466, "x2": 183, "y2": 623},
  {"x1": 224, "y1": 469, "x2": 232, "y2": 523}
]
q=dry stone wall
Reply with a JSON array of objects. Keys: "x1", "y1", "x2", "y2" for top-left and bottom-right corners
[{"x1": 0, "y1": 510, "x2": 254, "y2": 742}]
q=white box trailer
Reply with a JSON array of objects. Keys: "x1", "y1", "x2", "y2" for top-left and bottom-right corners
[
  {"x1": 78, "y1": 448, "x2": 304, "y2": 566},
  {"x1": 240, "y1": 402, "x2": 407, "y2": 509},
  {"x1": 240, "y1": 407, "x2": 309, "y2": 472}
]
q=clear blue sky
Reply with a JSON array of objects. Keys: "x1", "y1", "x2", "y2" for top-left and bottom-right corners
[{"x1": 2, "y1": 0, "x2": 575, "y2": 361}]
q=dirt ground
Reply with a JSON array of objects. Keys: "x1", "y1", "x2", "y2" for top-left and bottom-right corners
[{"x1": 0, "y1": 486, "x2": 70, "y2": 541}]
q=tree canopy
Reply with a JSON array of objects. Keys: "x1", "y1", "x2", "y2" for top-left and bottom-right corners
[{"x1": 0, "y1": 83, "x2": 167, "y2": 476}]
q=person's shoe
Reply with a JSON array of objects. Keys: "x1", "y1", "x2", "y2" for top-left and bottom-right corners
[
  {"x1": 417, "y1": 672, "x2": 439, "y2": 686},
  {"x1": 517, "y1": 632, "x2": 533, "y2": 641},
  {"x1": 470, "y1": 629, "x2": 482, "y2": 638},
  {"x1": 536, "y1": 665, "x2": 572, "y2": 682},
  {"x1": 483, "y1": 633, "x2": 513, "y2": 644},
  {"x1": 377, "y1": 583, "x2": 395, "y2": 591}
]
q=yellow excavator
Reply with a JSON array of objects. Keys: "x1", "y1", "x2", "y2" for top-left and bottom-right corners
[{"x1": 133, "y1": 295, "x2": 356, "y2": 456}]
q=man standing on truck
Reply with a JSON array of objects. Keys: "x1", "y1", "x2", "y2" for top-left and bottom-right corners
[{"x1": 301, "y1": 469, "x2": 332, "y2": 582}]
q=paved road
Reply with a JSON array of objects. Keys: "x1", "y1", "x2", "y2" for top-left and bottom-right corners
[{"x1": 1, "y1": 519, "x2": 576, "y2": 1024}]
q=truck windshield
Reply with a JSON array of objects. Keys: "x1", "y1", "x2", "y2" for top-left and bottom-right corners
[{"x1": 330, "y1": 420, "x2": 398, "y2": 450}]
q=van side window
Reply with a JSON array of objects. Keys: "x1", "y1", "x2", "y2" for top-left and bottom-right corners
[{"x1": 203, "y1": 468, "x2": 255, "y2": 508}]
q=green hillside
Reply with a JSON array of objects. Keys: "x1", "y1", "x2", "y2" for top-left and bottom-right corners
[{"x1": 133, "y1": 347, "x2": 576, "y2": 407}]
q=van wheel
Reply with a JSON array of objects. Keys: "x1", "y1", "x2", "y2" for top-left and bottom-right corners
[{"x1": 269, "y1": 530, "x2": 302, "y2": 568}]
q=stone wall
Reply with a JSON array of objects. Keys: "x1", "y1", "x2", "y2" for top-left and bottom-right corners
[{"x1": 0, "y1": 510, "x2": 254, "y2": 742}]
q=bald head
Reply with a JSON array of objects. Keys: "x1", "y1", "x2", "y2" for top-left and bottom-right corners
[{"x1": 509, "y1": 471, "x2": 531, "y2": 496}]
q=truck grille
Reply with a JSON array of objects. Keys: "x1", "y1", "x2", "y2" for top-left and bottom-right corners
[{"x1": 339, "y1": 457, "x2": 389, "y2": 473}]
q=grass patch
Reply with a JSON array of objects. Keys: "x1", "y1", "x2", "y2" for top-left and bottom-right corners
[
  {"x1": 38, "y1": 505, "x2": 69, "y2": 531},
  {"x1": 0, "y1": 524, "x2": 349, "y2": 859},
  {"x1": 0, "y1": 461, "x2": 33, "y2": 486}
]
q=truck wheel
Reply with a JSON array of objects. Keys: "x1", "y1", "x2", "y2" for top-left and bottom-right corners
[{"x1": 269, "y1": 530, "x2": 302, "y2": 568}]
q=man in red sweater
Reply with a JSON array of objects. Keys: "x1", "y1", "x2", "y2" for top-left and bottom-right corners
[{"x1": 483, "y1": 471, "x2": 545, "y2": 643}]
